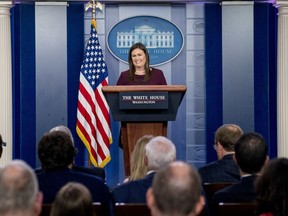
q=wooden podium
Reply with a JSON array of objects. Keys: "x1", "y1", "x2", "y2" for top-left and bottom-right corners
[{"x1": 102, "y1": 85, "x2": 186, "y2": 176}]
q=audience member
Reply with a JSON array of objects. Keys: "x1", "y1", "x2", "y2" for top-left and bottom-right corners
[
  {"x1": 36, "y1": 130, "x2": 109, "y2": 212},
  {"x1": 255, "y1": 157, "x2": 288, "y2": 216},
  {"x1": 0, "y1": 159, "x2": 43, "y2": 216},
  {"x1": 198, "y1": 124, "x2": 243, "y2": 183},
  {"x1": 0, "y1": 134, "x2": 6, "y2": 159},
  {"x1": 124, "y1": 135, "x2": 154, "y2": 183},
  {"x1": 47, "y1": 125, "x2": 106, "y2": 180},
  {"x1": 50, "y1": 125, "x2": 75, "y2": 143},
  {"x1": 50, "y1": 182, "x2": 95, "y2": 216},
  {"x1": 111, "y1": 136, "x2": 176, "y2": 204},
  {"x1": 146, "y1": 161, "x2": 205, "y2": 216},
  {"x1": 213, "y1": 132, "x2": 268, "y2": 204}
]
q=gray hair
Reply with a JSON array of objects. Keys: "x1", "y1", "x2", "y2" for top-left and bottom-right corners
[
  {"x1": 145, "y1": 136, "x2": 176, "y2": 171},
  {"x1": 0, "y1": 160, "x2": 39, "y2": 215},
  {"x1": 50, "y1": 125, "x2": 74, "y2": 145}
]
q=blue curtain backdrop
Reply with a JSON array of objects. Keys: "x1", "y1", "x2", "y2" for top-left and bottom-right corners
[
  {"x1": 253, "y1": 2, "x2": 277, "y2": 158},
  {"x1": 12, "y1": 3, "x2": 36, "y2": 165},
  {"x1": 205, "y1": 3, "x2": 223, "y2": 163},
  {"x1": 205, "y1": 2, "x2": 277, "y2": 163}
]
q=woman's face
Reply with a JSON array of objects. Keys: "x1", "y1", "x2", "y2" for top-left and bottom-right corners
[{"x1": 131, "y1": 48, "x2": 146, "y2": 69}]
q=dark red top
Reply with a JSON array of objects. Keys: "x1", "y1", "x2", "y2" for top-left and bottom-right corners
[{"x1": 116, "y1": 68, "x2": 167, "y2": 85}]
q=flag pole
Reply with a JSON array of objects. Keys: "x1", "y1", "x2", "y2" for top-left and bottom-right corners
[
  {"x1": 84, "y1": 0, "x2": 103, "y2": 167},
  {"x1": 85, "y1": 0, "x2": 103, "y2": 21}
]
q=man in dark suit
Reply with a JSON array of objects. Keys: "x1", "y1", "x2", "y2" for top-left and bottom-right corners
[
  {"x1": 35, "y1": 164, "x2": 106, "y2": 181},
  {"x1": 110, "y1": 136, "x2": 176, "y2": 204},
  {"x1": 48, "y1": 125, "x2": 106, "y2": 180},
  {"x1": 212, "y1": 132, "x2": 268, "y2": 205},
  {"x1": 198, "y1": 124, "x2": 243, "y2": 183},
  {"x1": 36, "y1": 130, "x2": 110, "y2": 215}
]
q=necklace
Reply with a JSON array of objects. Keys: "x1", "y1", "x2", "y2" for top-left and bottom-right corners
[{"x1": 135, "y1": 70, "x2": 145, "y2": 75}]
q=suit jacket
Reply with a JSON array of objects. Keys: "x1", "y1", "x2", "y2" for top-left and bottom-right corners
[
  {"x1": 35, "y1": 165, "x2": 106, "y2": 181},
  {"x1": 37, "y1": 168, "x2": 110, "y2": 207},
  {"x1": 110, "y1": 172, "x2": 155, "y2": 204},
  {"x1": 212, "y1": 175, "x2": 258, "y2": 204},
  {"x1": 72, "y1": 165, "x2": 106, "y2": 180},
  {"x1": 198, "y1": 154, "x2": 240, "y2": 183}
]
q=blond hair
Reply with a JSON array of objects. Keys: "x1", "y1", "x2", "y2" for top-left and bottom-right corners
[{"x1": 129, "y1": 135, "x2": 154, "y2": 181}]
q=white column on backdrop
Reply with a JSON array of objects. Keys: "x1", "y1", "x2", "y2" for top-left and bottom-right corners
[
  {"x1": 275, "y1": 1, "x2": 288, "y2": 157},
  {"x1": 0, "y1": 1, "x2": 13, "y2": 166}
]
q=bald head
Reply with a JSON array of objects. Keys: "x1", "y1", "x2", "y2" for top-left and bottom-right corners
[
  {"x1": 147, "y1": 161, "x2": 204, "y2": 216},
  {"x1": 0, "y1": 160, "x2": 42, "y2": 216}
]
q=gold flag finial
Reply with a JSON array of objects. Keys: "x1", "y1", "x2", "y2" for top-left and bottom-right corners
[{"x1": 85, "y1": 0, "x2": 103, "y2": 20}]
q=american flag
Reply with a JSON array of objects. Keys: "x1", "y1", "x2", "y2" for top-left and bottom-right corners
[{"x1": 76, "y1": 19, "x2": 112, "y2": 167}]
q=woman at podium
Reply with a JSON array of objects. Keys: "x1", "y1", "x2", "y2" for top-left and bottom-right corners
[{"x1": 116, "y1": 42, "x2": 167, "y2": 85}]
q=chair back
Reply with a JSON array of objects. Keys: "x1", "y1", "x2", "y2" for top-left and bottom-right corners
[
  {"x1": 115, "y1": 203, "x2": 151, "y2": 216},
  {"x1": 203, "y1": 182, "x2": 235, "y2": 200},
  {"x1": 218, "y1": 202, "x2": 257, "y2": 216},
  {"x1": 203, "y1": 182, "x2": 236, "y2": 215},
  {"x1": 92, "y1": 202, "x2": 102, "y2": 216}
]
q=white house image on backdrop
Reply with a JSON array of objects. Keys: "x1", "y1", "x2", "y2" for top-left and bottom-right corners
[{"x1": 116, "y1": 24, "x2": 175, "y2": 48}]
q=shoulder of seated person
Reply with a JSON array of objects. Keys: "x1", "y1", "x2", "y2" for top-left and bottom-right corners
[{"x1": 72, "y1": 165, "x2": 105, "y2": 175}]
